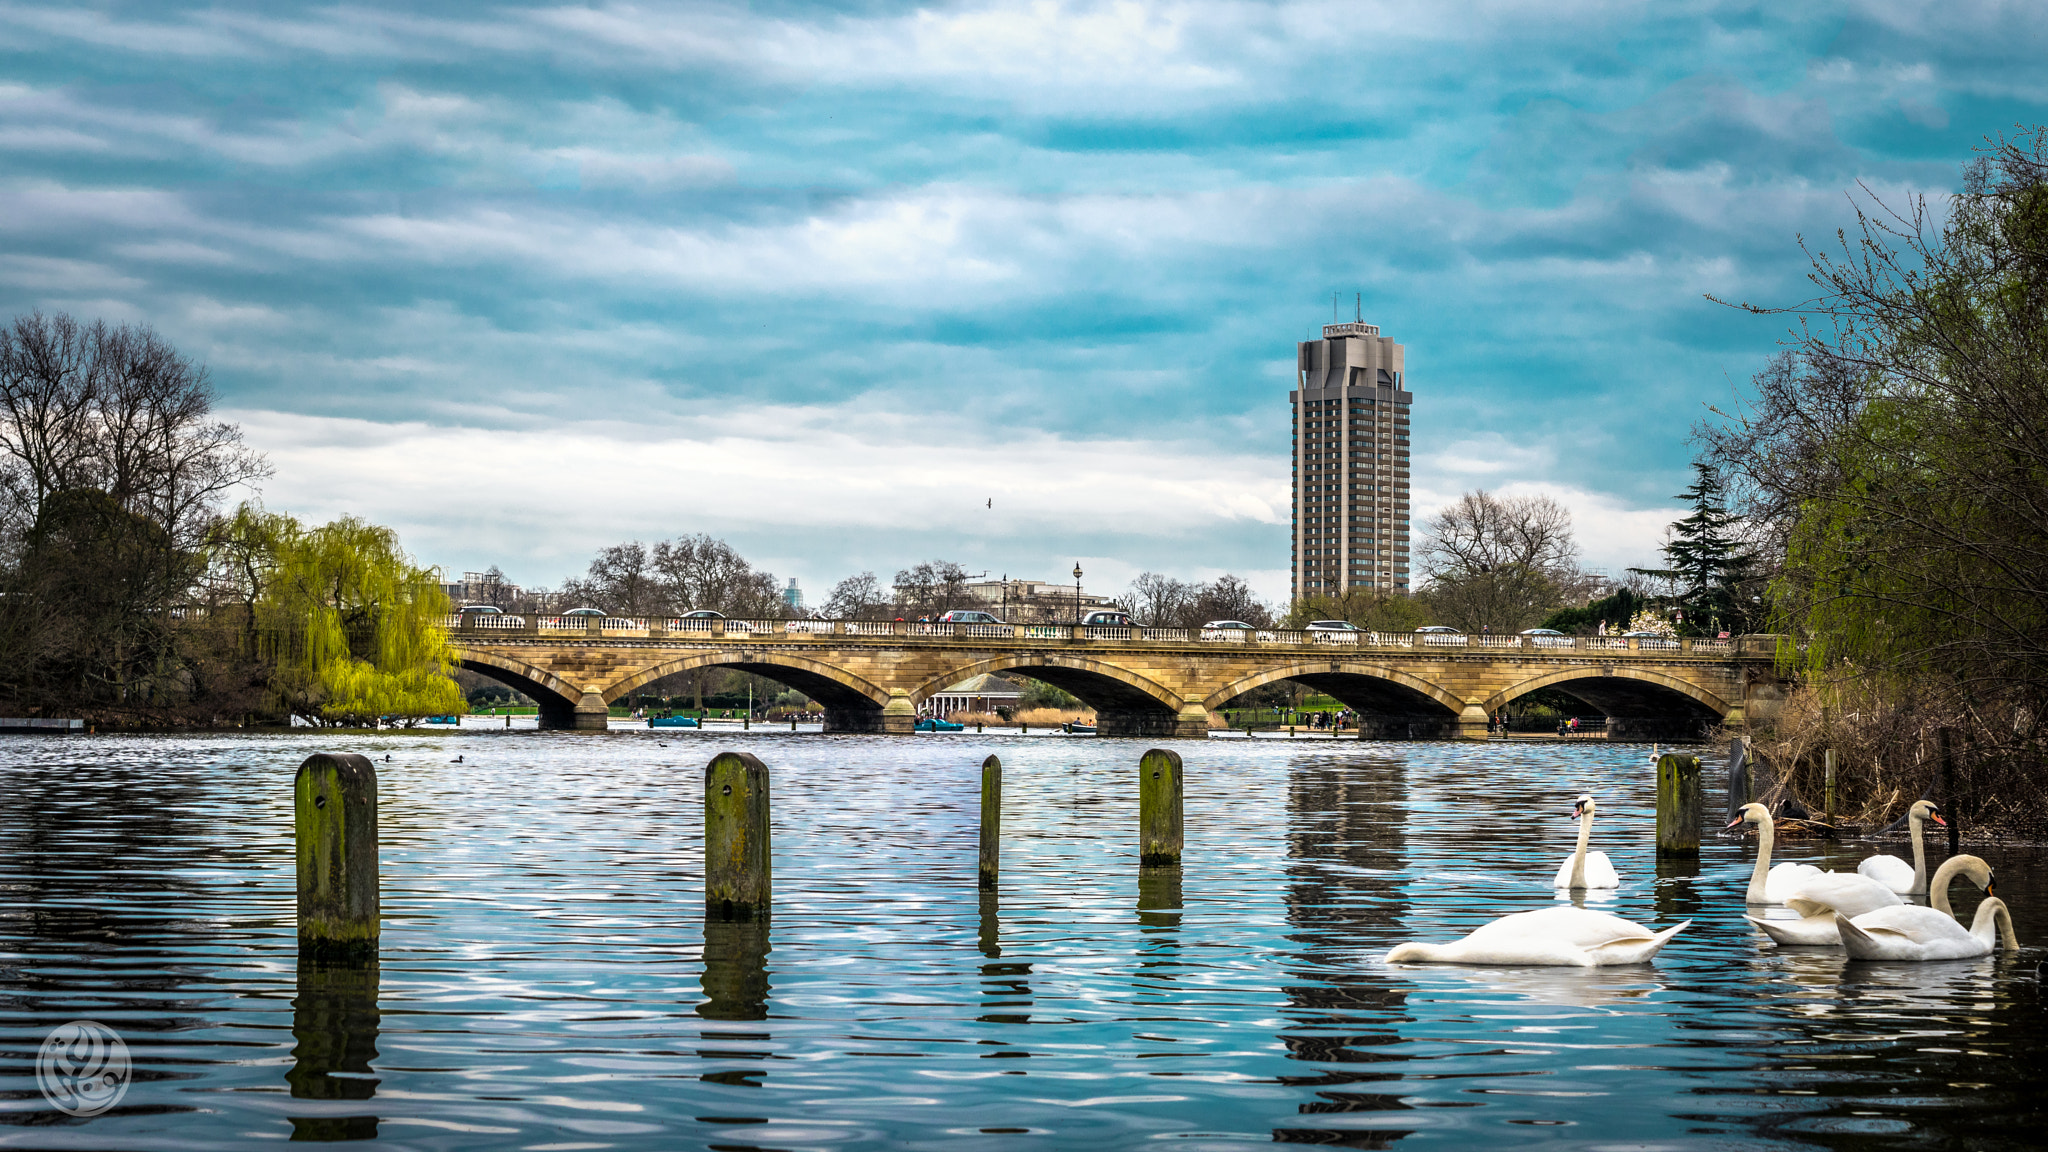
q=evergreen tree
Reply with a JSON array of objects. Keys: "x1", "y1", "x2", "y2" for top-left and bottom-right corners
[{"x1": 1630, "y1": 463, "x2": 1755, "y2": 635}]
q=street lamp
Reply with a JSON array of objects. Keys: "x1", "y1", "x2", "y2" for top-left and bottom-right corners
[{"x1": 1073, "y1": 562, "x2": 1084, "y2": 626}]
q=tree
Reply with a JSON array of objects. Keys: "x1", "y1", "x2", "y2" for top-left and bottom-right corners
[
  {"x1": 1625, "y1": 463, "x2": 1758, "y2": 635},
  {"x1": 1186, "y1": 575, "x2": 1273, "y2": 628},
  {"x1": 823, "y1": 572, "x2": 887, "y2": 619},
  {"x1": 1284, "y1": 586, "x2": 1431, "y2": 632},
  {"x1": 255, "y1": 514, "x2": 463, "y2": 725},
  {"x1": 1417, "y1": 490, "x2": 1584, "y2": 632},
  {"x1": 892, "y1": 560, "x2": 971, "y2": 617},
  {"x1": 1700, "y1": 129, "x2": 2048, "y2": 701},
  {"x1": 1124, "y1": 572, "x2": 1192, "y2": 627},
  {"x1": 0, "y1": 312, "x2": 266, "y2": 552},
  {"x1": 651, "y1": 534, "x2": 783, "y2": 617}
]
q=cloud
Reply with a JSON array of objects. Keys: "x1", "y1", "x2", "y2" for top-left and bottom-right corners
[{"x1": 0, "y1": 0, "x2": 2039, "y2": 608}]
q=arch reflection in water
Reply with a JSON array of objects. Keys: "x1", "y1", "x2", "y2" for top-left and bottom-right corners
[
  {"x1": 1275, "y1": 756, "x2": 1417, "y2": 1148},
  {"x1": 286, "y1": 957, "x2": 380, "y2": 1142},
  {"x1": 697, "y1": 916, "x2": 771, "y2": 1022}
]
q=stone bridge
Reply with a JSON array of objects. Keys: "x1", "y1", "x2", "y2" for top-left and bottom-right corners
[{"x1": 448, "y1": 616, "x2": 1785, "y2": 740}]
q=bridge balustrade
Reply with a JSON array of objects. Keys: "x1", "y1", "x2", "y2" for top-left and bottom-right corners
[
  {"x1": 1148, "y1": 628, "x2": 1194, "y2": 642},
  {"x1": 1311, "y1": 631, "x2": 1359, "y2": 645},
  {"x1": 784, "y1": 619, "x2": 836, "y2": 635},
  {"x1": 845, "y1": 621, "x2": 897, "y2": 637},
  {"x1": 601, "y1": 617, "x2": 646, "y2": 631}
]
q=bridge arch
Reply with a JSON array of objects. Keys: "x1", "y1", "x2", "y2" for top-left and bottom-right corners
[
  {"x1": 457, "y1": 652, "x2": 588, "y2": 729},
  {"x1": 1203, "y1": 662, "x2": 1466, "y2": 739},
  {"x1": 1484, "y1": 667, "x2": 1729, "y2": 740},
  {"x1": 608, "y1": 651, "x2": 894, "y2": 733},
  {"x1": 914, "y1": 655, "x2": 1191, "y2": 737}
]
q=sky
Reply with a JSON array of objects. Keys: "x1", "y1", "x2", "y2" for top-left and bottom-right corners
[{"x1": 3, "y1": 1, "x2": 2044, "y2": 608}]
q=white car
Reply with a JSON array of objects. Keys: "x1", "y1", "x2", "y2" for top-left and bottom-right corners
[{"x1": 1520, "y1": 627, "x2": 1575, "y2": 648}]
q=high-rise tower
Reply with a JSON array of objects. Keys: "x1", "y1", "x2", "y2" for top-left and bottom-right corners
[{"x1": 1291, "y1": 321, "x2": 1411, "y2": 599}]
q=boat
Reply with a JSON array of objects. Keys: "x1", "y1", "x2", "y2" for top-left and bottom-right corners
[
  {"x1": 1066, "y1": 722, "x2": 1097, "y2": 735},
  {"x1": 424, "y1": 715, "x2": 462, "y2": 725},
  {"x1": 649, "y1": 715, "x2": 701, "y2": 728},
  {"x1": 914, "y1": 717, "x2": 965, "y2": 732}
]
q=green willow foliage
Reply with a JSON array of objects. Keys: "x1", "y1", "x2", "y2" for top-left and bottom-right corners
[
  {"x1": 230, "y1": 507, "x2": 462, "y2": 724},
  {"x1": 1703, "y1": 131, "x2": 2048, "y2": 713}
]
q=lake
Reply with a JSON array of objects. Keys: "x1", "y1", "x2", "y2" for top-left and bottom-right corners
[{"x1": 1, "y1": 730, "x2": 2042, "y2": 1149}]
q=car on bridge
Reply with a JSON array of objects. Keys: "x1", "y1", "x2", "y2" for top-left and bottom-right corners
[
  {"x1": 562, "y1": 607, "x2": 605, "y2": 618},
  {"x1": 458, "y1": 604, "x2": 502, "y2": 616},
  {"x1": 1415, "y1": 625, "x2": 1461, "y2": 634},
  {"x1": 1306, "y1": 619, "x2": 1362, "y2": 633},
  {"x1": 1520, "y1": 627, "x2": 1574, "y2": 648},
  {"x1": 1081, "y1": 610, "x2": 1135, "y2": 627},
  {"x1": 937, "y1": 610, "x2": 1005, "y2": 625},
  {"x1": 1201, "y1": 619, "x2": 1255, "y2": 640},
  {"x1": 679, "y1": 608, "x2": 753, "y2": 633}
]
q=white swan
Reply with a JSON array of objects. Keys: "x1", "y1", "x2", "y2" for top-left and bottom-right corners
[
  {"x1": 1744, "y1": 871, "x2": 1904, "y2": 946},
  {"x1": 1385, "y1": 906, "x2": 1689, "y2": 967},
  {"x1": 1855, "y1": 799, "x2": 1944, "y2": 895},
  {"x1": 1835, "y1": 855, "x2": 2016, "y2": 961},
  {"x1": 1726, "y1": 802, "x2": 1825, "y2": 903},
  {"x1": 1553, "y1": 794, "x2": 1621, "y2": 889}
]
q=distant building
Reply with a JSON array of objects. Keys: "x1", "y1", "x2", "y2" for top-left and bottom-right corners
[
  {"x1": 922, "y1": 673, "x2": 1025, "y2": 717},
  {"x1": 1291, "y1": 320, "x2": 1412, "y2": 598},
  {"x1": 439, "y1": 568, "x2": 524, "y2": 607},
  {"x1": 958, "y1": 578, "x2": 1113, "y2": 624},
  {"x1": 782, "y1": 578, "x2": 803, "y2": 611}
]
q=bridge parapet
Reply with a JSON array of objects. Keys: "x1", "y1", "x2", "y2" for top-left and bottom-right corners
[{"x1": 443, "y1": 615, "x2": 1778, "y2": 660}]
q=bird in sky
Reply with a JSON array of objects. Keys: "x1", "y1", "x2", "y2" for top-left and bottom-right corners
[{"x1": 986, "y1": 498, "x2": 992, "y2": 508}]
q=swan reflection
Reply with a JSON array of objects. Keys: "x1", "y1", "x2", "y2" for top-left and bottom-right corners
[{"x1": 1393, "y1": 963, "x2": 1667, "y2": 1010}]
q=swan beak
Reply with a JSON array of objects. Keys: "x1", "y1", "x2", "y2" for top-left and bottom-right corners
[
  {"x1": 1930, "y1": 813, "x2": 1948, "y2": 827},
  {"x1": 1987, "y1": 878, "x2": 1997, "y2": 897},
  {"x1": 1722, "y1": 816, "x2": 1744, "y2": 830}
]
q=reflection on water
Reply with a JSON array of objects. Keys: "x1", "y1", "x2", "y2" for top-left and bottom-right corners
[
  {"x1": 0, "y1": 732, "x2": 2043, "y2": 1149},
  {"x1": 698, "y1": 917, "x2": 771, "y2": 1022},
  {"x1": 287, "y1": 958, "x2": 380, "y2": 1142}
]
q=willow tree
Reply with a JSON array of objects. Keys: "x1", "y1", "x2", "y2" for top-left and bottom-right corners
[{"x1": 252, "y1": 512, "x2": 462, "y2": 725}]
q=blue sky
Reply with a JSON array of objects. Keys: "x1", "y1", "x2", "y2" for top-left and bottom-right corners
[{"x1": 4, "y1": 1, "x2": 2043, "y2": 606}]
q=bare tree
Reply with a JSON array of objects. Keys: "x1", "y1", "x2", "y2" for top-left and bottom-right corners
[
  {"x1": 892, "y1": 560, "x2": 970, "y2": 617},
  {"x1": 1418, "y1": 490, "x2": 1583, "y2": 632},
  {"x1": 0, "y1": 312, "x2": 267, "y2": 553},
  {"x1": 1187, "y1": 575, "x2": 1273, "y2": 628},
  {"x1": 1124, "y1": 571, "x2": 1192, "y2": 627},
  {"x1": 823, "y1": 572, "x2": 887, "y2": 619},
  {"x1": 652, "y1": 534, "x2": 784, "y2": 617}
]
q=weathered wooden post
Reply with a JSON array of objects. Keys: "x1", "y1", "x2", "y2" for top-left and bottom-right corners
[
  {"x1": 1823, "y1": 748, "x2": 1837, "y2": 823},
  {"x1": 1725, "y1": 737, "x2": 1752, "y2": 823},
  {"x1": 705, "y1": 751, "x2": 771, "y2": 917},
  {"x1": 1939, "y1": 727, "x2": 1960, "y2": 855},
  {"x1": 1655, "y1": 752, "x2": 1702, "y2": 857},
  {"x1": 295, "y1": 753, "x2": 379, "y2": 957},
  {"x1": 1139, "y1": 748, "x2": 1183, "y2": 866},
  {"x1": 979, "y1": 754, "x2": 1001, "y2": 890}
]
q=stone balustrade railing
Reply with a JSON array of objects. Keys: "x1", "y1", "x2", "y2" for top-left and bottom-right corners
[{"x1": 442, "y1": 614, "x2": 1768, "y2": 656}]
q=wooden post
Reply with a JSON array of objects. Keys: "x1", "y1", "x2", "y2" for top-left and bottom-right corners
[
  {"x1": 1939, "y1": 727, "x2": 1960, "y2": 856},
  {"x1": 1725, "y1": 737, "x2": 1751, "y2": 822},
  {"x1": 295, "y1": 753, "x2": 379, "y2": 957},
  {"x1": 1655, "y1": 753, "x2": 1702, "y2": 857},
  {"x1": 1823, "y1": 748, "x2": 1837, "y2": 823},
  {"x1": 979, "y1": 754, "x2": 1001, "y2": 890},
  {"x1": 705, "y1": 751, "x2": 771, "y2": 917},
  {"x1": 1139, "y1": 748, "x2": 1183, "y2": 866}
]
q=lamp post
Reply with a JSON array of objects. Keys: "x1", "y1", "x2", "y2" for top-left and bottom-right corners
[{"x1": 1073, "y1": 563, "x2": 1083, "y2": 626}]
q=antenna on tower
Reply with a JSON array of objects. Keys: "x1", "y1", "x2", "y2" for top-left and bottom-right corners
[
  {"x1": 1332, "y1": 292, "x2": 1339, "y2": 322},
  {"x1": 1356, "y1": 292, "x2": 1361, "y2": 322}
]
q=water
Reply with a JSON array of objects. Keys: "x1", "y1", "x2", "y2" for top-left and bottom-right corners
[{"x1": 2, "y1": 731, "x2": 2043, "y2": 1150}]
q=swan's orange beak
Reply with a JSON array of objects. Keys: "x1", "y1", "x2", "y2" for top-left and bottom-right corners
[
  {"x1": 1930, "y1": 813, "x2": 1948, "y2": 827},
  {"x1": 1571, "y1": 803, "x2": 1584, "y2": 818},
  {"x1": 1722, "y1": 815, "x2": 1744, "y2": 830},
  {"x1": 1987, "y1": 877, "x2": 1996, "y2": 897}
]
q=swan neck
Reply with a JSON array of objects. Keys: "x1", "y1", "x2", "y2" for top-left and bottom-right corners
[
  {"x1": 1908, "y1": 812, "x2": 1928, "y2": 893},
  {"x1": 1571, "y1": 811, "x2": 1592, "y2": 888},
  {"x1": 1747, "y1": 810, "x2": 1774, "y2": 901},
  {"x1": 1927, "y1": 855, "x2": 1971, "y2": 916},
  {"x1": 1971, "y1": 899, "x2": 2017, "y2": 952}
]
